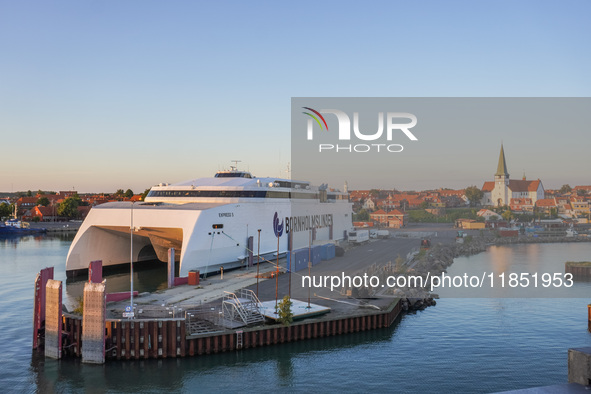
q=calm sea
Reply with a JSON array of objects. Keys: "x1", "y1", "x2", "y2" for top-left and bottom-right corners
[{"x1": 1, "y1": 235, "x2": 590, "y2": 393}]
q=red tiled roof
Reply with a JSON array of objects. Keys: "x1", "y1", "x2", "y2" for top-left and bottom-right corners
[
  {"x1": 536, "y1": 198, "x2": 556, "y2": 207},
  {"x1": 17, "y1": 197, "x2": 38, "y2": 204},
  {"x1": 33, "y1": 206, "x2": 55, "y2": 216},
  {"x1": 573, "y1": 185, "x2": 591, "y2": 192},
  {"x1": 508, "y1": 179, "x2": 540, "y2": 192},
  {"x1": 482, "y1": 182, "x2": 494, "y2": 192},
  {"x1": 388, "y1": 209, "x2": 406, "y2": 216}
]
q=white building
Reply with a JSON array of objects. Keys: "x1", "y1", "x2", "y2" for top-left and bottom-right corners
[{"x1": 481, "y1": 145, "x2": 545, "y2": 207}]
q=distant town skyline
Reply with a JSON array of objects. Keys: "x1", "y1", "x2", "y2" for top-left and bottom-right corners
[{"x1": 2, "y1": 1, "x2": 590, "y2": 192}]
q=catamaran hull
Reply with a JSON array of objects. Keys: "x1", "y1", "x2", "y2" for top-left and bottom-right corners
[{"x1": 66, "y1": 200, "x2": 352, "y2": 277}]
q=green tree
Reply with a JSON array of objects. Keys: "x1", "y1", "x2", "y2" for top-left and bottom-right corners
[
  {"x1": 140, "y1": 188, "x2": 151, "y2": 201},
  {"x1": 37, "y1": 197, "x2": 50, "y2": 207},
  {"x1": 559, "y1": 184, "x2": 572, "y2": 194},
  {"x1": 277, "y1": 295, "x2": 293, "y2": 326},
  {"x1": 0, "y1": 203, "x2": 13, "y2": 219},
  {"x1": 26, "y1": 190, "x2": 32, "y2": 197},
  {"x1": 465, "y1": 186, "x2": 484, "y2": 207},
  {"x1": 419, "y1": 201, "x2": 429, "y2": 209},
  {"x1": 57, "y1": 196, "x2": 82, "y2": 218},
  {"x1": 577, "y1": 189, "x2": 588, "y2": 196},
  {"x1": 369, "y1": 189, "x2": 380, "y2": 198},
  {"x1": 501, "y1": 210, "x2": 513, "y2": 221},
  {"x1": 113, "y1": 189, "x2": 125, "y2": 201},
  {"x1": 353, "y1": 209, "x2": 369, "y2": 221},
  {"x1": 124, "y1": 189, "x2": 134, "y2": 199}
]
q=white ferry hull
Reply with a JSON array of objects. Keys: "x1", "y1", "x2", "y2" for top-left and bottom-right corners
[{"x1": 66, "y1": 199, "x2": 352, "y2": 277}]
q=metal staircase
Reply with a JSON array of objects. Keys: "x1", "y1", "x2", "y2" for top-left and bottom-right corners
[{"x1": 221, "y1": 289, "x2": 265, "y2": 328}]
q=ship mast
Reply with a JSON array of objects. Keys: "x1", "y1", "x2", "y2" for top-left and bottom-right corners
[{"x1": 230, "y1": 160, "x2": 241, "y2": 171}]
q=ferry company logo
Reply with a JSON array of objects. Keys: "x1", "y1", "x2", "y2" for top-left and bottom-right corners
[
  {"x1": 273, "y1": 212, "x2": 284, "y2": 237},
  {"x1": 302, "y1": 107, "x2": 418, "y2": 153}
]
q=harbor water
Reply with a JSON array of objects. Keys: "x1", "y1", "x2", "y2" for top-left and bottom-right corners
[{"x1": 1, "y1": 235, "x2": 590, "y2": 393}]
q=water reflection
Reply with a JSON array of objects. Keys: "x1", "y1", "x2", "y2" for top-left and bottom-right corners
[
  {"x1": 63, "y1": 261, "x2": 169, "y2": 308},
  {"x1": 30, "y1": 323, "x2": 399, "y2": 393}
]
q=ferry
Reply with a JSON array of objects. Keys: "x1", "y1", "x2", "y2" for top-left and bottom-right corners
[{"x1": 65, "y1": 169, "x2": 353, "y2": 277}]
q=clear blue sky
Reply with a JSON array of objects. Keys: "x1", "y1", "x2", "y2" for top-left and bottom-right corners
[{"x1": 1, "y1": 1, "x2": 590, "y2": 192}]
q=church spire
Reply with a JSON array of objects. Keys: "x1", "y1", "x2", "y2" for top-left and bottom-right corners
[{"x1": 495, "y1": 144, "x2": 509, "y2": 177}]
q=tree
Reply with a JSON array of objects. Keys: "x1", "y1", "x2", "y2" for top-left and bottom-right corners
[
  {"x1": 369, "y1": 189, "x2": 381, "y2": 198},
  {"x1": 0, "y1": 203, "x2": 13, "y2": 219},
  {"x1": 26, "y1": 190, "x2": 32, "y2": 197},
  {"x1": 501, "y1": 210, "x2": 513, "y2": 221},
  {"x1": 577, "y1": 189, "x2": 588, "y2": 196},
  {"x1": 559, "y1": 184, "x2": 572, "y2": 194},
  {"x1": 124, "y1": 189, "x2": 134, "y2": 199},
  {"x1": 277, "y1": 295, "x2": 293, "y2": 326},
  {"x1": 37, "y1": 197, "x2": 50, "y2": 207},
  {"x1": 353, "y1": 209, "x2": 369, "y2": 221},
  {"x1": 140, "y1": 188, "x2": 151, "y2": 201},
  {"x1": 465, "y1": 186, "x2": 484, "y2": 207},
  {"x1": 419, "y1": 201, "x2": 429, "y2": 209},
  {"x1": 57, "y1": 196, "x2": 82, "y2": 218},
  {"x1": 113, "y1": 189, "x2": 125, "y2": 201}
]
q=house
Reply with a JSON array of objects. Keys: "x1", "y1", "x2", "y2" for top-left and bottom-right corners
[
  {"x1": 29, "y1": 206, "x2": 58, "y2": 222},
  {"x1": 77, "y1": 206, "x2": 91, "y2": 219},
  {"x1": 362, "y1": 198, "x2": 376, "y2": 210},
  {"x1": 535, "y1": 198, "x2": 557, "y2": 214},
  {"x1": 15, "y1": 197, "x2": 38, "y2": 216},
  {"x1": 370, "y1": 209, "x2": 408, "y2": 228},
  {"x1": 481, "y1": 145, "x2": 545, "y2": 206},
  {"x1": 571, "y1": 198, "x2": 590, "y2": 217},
  {"x1": 573, "y1": 186, "x2": 591, "y2": 195},
  {"x1": 509, "y1": 198, "x2": 534, "y2": 213},
  {"x1": 477, "y1": 209, "x2": 502, "y2": 221}
]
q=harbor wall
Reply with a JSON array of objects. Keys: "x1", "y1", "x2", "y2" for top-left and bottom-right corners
[{"x1": 56, "y1": 299, "x2": 401, "y2": 361}]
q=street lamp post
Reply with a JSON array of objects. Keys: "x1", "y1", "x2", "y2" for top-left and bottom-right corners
[
  {"x1": 130, "y1": 201, "x2": 134, "y2": 318},
  {"x1": 257, "y1": 229, "x2": 261, "y2": 298}
]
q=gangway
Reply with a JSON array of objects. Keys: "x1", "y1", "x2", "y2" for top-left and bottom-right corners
[{"x1": 221, "y1": 289, "x2": 265, "y2": 328}]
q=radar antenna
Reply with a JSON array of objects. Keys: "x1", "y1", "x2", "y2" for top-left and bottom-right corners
[{"x1": 230, "y1": 160, "x2": 241, "y2": 171}]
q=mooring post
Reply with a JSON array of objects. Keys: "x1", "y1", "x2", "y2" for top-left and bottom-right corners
[
  {"x1": 44, "y1": 279, "x2": 62, "y2": 359},
  {"x1": 82, "y1": 280, "x2": 106, "y2": 364},
  {"x1": 89, "y1": 260, "x2": 103, "y2": 283},
  {"x1": 168, "y1": 248, "x2": 175, "y2": 288},
  {"x1": 32, "y1": 267, "x2": 54, "y2": 350}
]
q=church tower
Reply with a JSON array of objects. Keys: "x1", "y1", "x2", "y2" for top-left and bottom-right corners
[{"x1": 492, "y1": 144, "x2": 509, "y2": 206}]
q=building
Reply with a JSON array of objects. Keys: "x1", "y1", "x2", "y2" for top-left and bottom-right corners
[
  {"x1": 481, "y1": 145, "x2": 545, "y2": 207},
  {"x1": 535, "y1": 198, "x2": 557, "y2": 215},
  {"x1": 370, "y1": 209, "x2": 408, "y2": 228},
  {"x1": 29, "y1": 206, "x2": 58, "y2": 222},
  {"x1": 477, "y1": 209, "x2": 502, "y2": 221}
]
